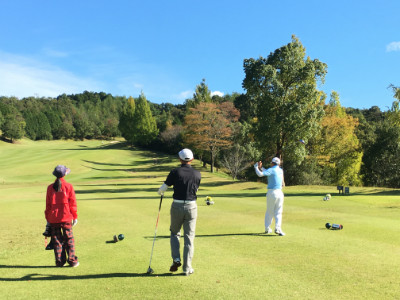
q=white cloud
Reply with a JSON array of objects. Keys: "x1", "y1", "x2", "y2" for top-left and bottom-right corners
[
  {"x1": 211, "y1": 90, "x2": 224, "y2": 97},
  {"x1": 175, "y1": 90, "x2": 193, "y2": 101},
  {"x1": 0, "y1": 52, "x2": 101, "y2": 98},
  {"x1": 0, "y1": 51, "x2": 200, "y2": 104},
  {"x1": 170, "y1": 90, "x2": 224, "y2": 102},
  {"x1": 114, "y1": 75, "x2": 145, "y2": 96},
  {"x1": 386, "y1": 41, "x2": 400, "y2": 52}
]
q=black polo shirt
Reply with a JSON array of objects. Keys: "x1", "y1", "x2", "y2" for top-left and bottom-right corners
[{"x1": 164, "y1": 164, "x2": 201, "y2": 201}]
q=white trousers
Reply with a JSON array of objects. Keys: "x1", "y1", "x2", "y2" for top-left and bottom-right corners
[{"x1": 265, "y1": 189, "x2": 284, "y2": 231}]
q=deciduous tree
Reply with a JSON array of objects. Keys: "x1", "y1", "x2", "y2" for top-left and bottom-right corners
[
  {"x1": 221, "y1": 144, "x2": 251, "y2": 180},
  {"x1": 2, "y1": 114, "x2": 25, "y2": 142},
  {"x1": 243, "y1": 35, "x2": 327, "y2": 165},
  {"x1": 314, "y1": 92, "x2": 362, "y2": 186},
  {"x1": 184, "y1": 101, "x2": 239, "y2": 172}
]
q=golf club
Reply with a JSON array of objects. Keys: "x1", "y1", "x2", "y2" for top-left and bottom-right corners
[{"x1": 146, "y1": 195, "x2": 163, "y2": 274}]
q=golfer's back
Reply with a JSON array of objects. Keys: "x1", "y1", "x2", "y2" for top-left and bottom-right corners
[{"x1": 165, "y1": 164, "x2": 201, "y2": 201}]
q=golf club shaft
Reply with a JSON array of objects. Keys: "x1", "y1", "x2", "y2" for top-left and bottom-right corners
[{"x1": 148, "y1": 195, "x2": 163, "y2": 269}]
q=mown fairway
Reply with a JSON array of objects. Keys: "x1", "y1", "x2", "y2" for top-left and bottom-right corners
[{"x1": 1, "y1": 139, "x2": 399, "y2": 299}]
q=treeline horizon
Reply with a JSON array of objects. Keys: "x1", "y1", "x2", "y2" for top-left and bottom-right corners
[
  {"x1": 1, "y1": 36, "x2": 400, "y2": 188},
  {"x1": 0, "y1": 89, "x2": 394, "y2": 187}
]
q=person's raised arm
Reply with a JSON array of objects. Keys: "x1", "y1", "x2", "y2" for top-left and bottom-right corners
[{"x1": 254, "y1": 161, "x2": 265, "y2": 177}]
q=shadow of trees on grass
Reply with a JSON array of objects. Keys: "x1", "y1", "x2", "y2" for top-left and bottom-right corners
[{"x1": 75, "y1": 187, "x2": 156, "y2": 195}]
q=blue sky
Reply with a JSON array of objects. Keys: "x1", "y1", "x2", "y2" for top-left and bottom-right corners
[{"x1": 0, "y1": 0, "x2": 399, "y2": 110}]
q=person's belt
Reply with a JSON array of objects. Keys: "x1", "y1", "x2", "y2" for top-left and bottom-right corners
[{"x1": 173, "y1": 199, "x2": 196, "y2": 203}]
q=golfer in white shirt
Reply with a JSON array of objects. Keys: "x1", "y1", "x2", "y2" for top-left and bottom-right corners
[{"x1": 254, "y1": 157, "x2": 285, "y2": 236}]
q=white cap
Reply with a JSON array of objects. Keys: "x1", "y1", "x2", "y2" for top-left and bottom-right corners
[
  {"x1": 271, "y1": 157, "x2": 280, "y2": 165},
  {"x1": 178, "y1": 148, "x2": 194, "y2": 161}
]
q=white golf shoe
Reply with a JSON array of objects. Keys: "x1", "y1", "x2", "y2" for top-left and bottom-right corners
[
  {"x1": 275, "y1": 229, "x2": 285, "y2": 236},
  {"x1": 265, "y1": 228, "x2": 273, "y2": 234},
  {"x1": 184, "y1": 268, "x2": 194, "y2": 276}
]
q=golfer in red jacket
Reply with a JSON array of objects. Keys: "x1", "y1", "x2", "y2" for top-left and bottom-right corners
[{"x1": 45, "y1": 165, "x2": 79, "y2": 267}]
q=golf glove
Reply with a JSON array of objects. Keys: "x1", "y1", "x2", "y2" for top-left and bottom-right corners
[
  {"x1": 72, "y1": 219, "x2": 78, "y2": 226},
  {"x1": 158, "y1": 183, "x2": 168, "y2": 195},
  {"x1": 254, "y1": 163, "x2": 264, "y2": 177}
]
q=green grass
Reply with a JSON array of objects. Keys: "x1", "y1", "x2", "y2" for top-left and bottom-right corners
[{"x1": 1, "y1": 139, "x2": 399, "y2": 299}]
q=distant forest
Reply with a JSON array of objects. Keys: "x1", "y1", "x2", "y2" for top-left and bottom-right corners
[
  {"x1": 2, "y1": 36, "x2": 400, "y2": 188},
  {"x1": 1, "y1": 88, "x2": 398, "y2": 188}
]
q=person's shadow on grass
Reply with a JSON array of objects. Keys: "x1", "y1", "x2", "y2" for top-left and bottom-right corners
[
  {"x1": 0, "y1": 266, "x2": 183, "y2": 281},
  {"x1": 147, "y1": 233, "x2": 279, "y2": 239}
]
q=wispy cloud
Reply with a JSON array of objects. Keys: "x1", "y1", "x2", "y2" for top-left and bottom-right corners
[
  {"x1": 175, "y1": 90, "x2": 193, "y2": 101},
  {"x1": 0, "y1": 52, "x2": 101, "y2": 98},
  {"x1": 386, "y1": 41, "x2": 400, "y2": 52},
  {"x1": 0, "y1": 51, "x2": 196, "y2": 104},
  {"x1": 114, "y1": 75, "x2": 145, "y2": 97}
]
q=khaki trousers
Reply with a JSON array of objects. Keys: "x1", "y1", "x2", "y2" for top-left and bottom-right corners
[{"x1": 170, "y1": 201, "x2": 197, "y2": 273}]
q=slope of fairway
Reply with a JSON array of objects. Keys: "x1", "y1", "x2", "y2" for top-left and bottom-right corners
[{"x1": 1, "y1": 139, "x2": 399, "y2": 299}]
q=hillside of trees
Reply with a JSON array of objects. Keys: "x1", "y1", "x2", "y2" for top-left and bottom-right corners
[{"x1": 1, "y1": 36, "x2": 399, "y2": 188}]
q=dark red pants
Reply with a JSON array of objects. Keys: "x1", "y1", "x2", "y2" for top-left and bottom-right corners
[{"x1": 50, "y1": 223, "x2": 78, "y2": 267}]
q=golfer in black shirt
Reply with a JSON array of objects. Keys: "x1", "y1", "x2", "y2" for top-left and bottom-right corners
[{"x1": 158, "y1": 148, "x2": 201, "y2": 276}]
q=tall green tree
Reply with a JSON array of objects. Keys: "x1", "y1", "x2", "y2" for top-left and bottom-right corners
[
  {"x1": 233, "y1": 93, "x2": 255, "y2": 123},
  {"x1": 2, "y1": 114, "x2": 25, "y2": 142},
  {"x1": 23, "y1": 110, "x2": 38, "y2": 140},
  {"x1": 346, "y1": 107, "x2": 378, "y2": 151},
  {"x1": 243, "y1": 35, "x2": 327, "y2": 165},
  {"x1": 59, "y1": 120, "x2": 76, "y2": 139},
  {"x1": 74, "y1": 109, "x2": 93, "y2": 140},
  {"x1": 0, "y1": 110, "x2": 4, "y2": 132},
  {"x1": 36, "y1": 112, "x2": 52, "y2": 140},
  {"x1": 55, "y1": 94, "x2": 76, "y2": 139},
  {"x1": 23, "y1": 111, "x2": 52, "y2": 140},
  {"x1": 386, "y1": 84, "x2": 400, "y2": 126},
  {"x1": 185, "y1": 78, "x2": 212, "y2": 108},
  {"x1": 118, "y1": 96, "x2": 136, "y2": 143},
  {"x1": 44, "y1": 109, "x2": 63, "y2": 139},
  {"x1": 361, "y1": 121, "x2": 400, "y2": 187},
  {"x1": 361, "y1": 84, "x2": 400, "y2": 187},
  {"x1": 131, "y1": 93, "x2": 158, "y2": 146}
]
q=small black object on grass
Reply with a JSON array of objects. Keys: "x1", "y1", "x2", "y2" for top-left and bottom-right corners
[{"x1": 325, "y1": 223, "x2": 343, "y2": 230}]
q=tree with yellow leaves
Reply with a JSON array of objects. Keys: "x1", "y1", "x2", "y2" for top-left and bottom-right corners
[{"x1": 315, "y1": 91, "x2": 362, "y2": 186}]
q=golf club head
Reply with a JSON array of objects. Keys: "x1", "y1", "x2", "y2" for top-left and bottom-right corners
[{"x1": 146, "y1": 267, "x2": 154, "y2": 274}]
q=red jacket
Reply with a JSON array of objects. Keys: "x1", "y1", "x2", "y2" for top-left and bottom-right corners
[{"x1": 45, "y1": 177, "x2": 78, "y2": 223}]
